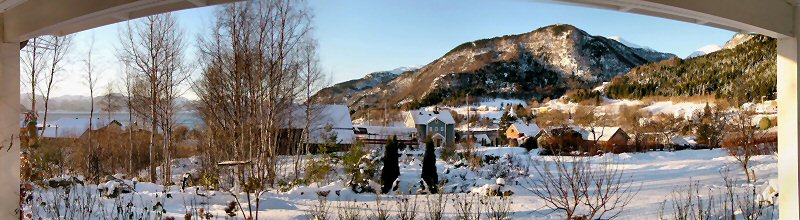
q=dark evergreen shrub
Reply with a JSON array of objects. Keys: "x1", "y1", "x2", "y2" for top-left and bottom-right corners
[
  {"x1": 380, "y1": 136, "x2": 401, "y2": 193},
  {"x1": 421, "y1": 136, "x2": 438, "y2": 193}
]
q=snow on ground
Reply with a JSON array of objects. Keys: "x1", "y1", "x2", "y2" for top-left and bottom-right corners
[
  {"x1": 446, "y1": 98, "x2": 525, "y2": 131},
  {"x1": 641, "y1": 101, "x2": 709, "y2": 118},
  {"x1": 545, "y1": 97, "x2": 711, "y2": 118},
  {"x1": 24, "y1": 148, "x2": 778, "y2": 219}
]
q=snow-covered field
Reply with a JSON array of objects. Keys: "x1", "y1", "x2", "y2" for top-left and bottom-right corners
[
  {"x1": 545, "y1": 96, "x2": 777, "y2": 120},
  {"x1": 23, "y1": 148, "x2": 778, "y2": 219}
]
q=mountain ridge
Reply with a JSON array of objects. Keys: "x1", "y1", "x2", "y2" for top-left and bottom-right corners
[
  {"x1": 604, "y1": 33, "x2": 776, "y2": 104},
  {"x1": 315, "y1": 24, "x2": 676, "y2": 113}
]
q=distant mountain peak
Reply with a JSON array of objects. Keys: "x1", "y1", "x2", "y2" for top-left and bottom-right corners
[
  {"x1": 606, "y1": 36, "x2": 651, "y2": 50},
  {"x1": 388, "y1": 66, "x2": 420, "y2": 75},
  {"x1": 723, "y1": 33, "x2": 756, "y2": 49},
  {"x1": 687, "y1": 44, "x2": 722, "y2": 59}
]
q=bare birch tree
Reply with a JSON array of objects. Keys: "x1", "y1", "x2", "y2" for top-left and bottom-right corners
[
  {"x1": 84, "y1": 36, "x2": 101, "y2": 183},
  {"x1": 573, "y1": 106, "x2": 611, "y2": 154},
  {"x1": 39, "y1": 35, "x2": 74, "y2": 138},
  {"x1": 21, "y1": 37, "x2": 49, "y2": 115},
  {"x1": 99, "y1": 82, "x2": 122, "y2": 121},
  {"x1": 118, "y1": 13, "x2": 185, "y2": 183},
  {"x1": 617, "y1": 105, "x2": 649, "y2": 152},
  {"x1": 122, "y1": 62, "x2": 137, "y2": 174},
  {"x1": 294, "y1": 34, "x2": 326, "y2": 180},
  {"x1": 194, "y1": 1, "x2": 314, "y2": 219}
]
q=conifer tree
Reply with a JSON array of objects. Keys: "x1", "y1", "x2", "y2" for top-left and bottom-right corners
[
  {"x1": 421, "y1": 136, "x2": 438, "y2": 193},
  {"x1": 381, "y1": 136, "x2": 401, "y2": 193}
]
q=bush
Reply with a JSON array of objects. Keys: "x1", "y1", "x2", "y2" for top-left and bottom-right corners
[
  {"x1": 343, "y1": 142, "x2": 379, "y2": 193},
  {"x1": 342, "y1": 142, "x2": 367, "y2": 176},
  {"x1": 519, "y1": 137, "x2": 538, "y2": 151},
  {"x1": 22, "y1": 140, "x2": 67, "y2": 182},
  {"x1": 305, "y1": 158, "x2": 332, "y2": 184},
  {"x1": 440, "y1": 142, "x2": 458, "y2": 162},
  {"x1": 758, "y1": 117, "x2": 772, "y2": 130}
]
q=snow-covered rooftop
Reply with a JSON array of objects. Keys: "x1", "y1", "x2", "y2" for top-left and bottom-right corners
[
  {"x1": 407, "y1": 109, "x2": 455, "y2": 125},
  {"x1": 576, "y1": 126, "x2": 625, "y2": 142},
  {"x1": 356, "y1": 125, "x2": 416, "y2": 136},
  {"x1": 672, "y1": 136, "x2": 698, "y2": 146},
  {"x1": 465, "y1": 133, "x2": 491, "y2": 143},
  {"x1": 289, "y1": 104, "x2": 355, "y2": 145},
  {"x1": 510, "y1": 122, "x2": 541, "y2": 138}
]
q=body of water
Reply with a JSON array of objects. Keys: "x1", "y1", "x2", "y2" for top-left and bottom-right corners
[{"x1": 21, "y1": 112, "x2": 204, "y2": 129}]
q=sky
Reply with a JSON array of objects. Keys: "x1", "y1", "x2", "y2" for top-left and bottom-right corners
[{"x1": 40, "y1": 0, "x2": 735, "y2": 97}]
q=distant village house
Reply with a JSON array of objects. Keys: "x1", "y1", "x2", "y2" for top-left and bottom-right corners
[
  {"x1": 282, "y1": 104, "x2": 355, "y2": 154},
  {"x1": 505, "y1": 122, "x2": 542, "y2": 147},
  {"x1": 404, "y1": 108, "x2": 455, "y2": 147}
]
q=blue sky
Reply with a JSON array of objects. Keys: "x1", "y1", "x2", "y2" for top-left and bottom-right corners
[{"x1": 51, "y1": 0, "x2": 734, "y2": 96}]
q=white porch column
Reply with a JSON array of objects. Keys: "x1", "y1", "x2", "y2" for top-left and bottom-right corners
[
  {"x1": 777, "y1": 5, "x2": 800, "y2": 218},
  {"x1": 0, "y1": 40, "x2": 19, "y2": 216}
]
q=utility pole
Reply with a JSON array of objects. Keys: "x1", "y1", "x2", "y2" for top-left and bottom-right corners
[
  {"x1": 467, "y1": 93, "x2": 471, "y2": 138},
  {"x1": 384, "y1": 99, "x2": 387, "y2": 127}
]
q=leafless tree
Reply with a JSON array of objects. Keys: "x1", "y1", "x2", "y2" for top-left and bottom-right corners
[
  {"x1": 156, "y1": 26, "x2": 189, "y2": 184},
  {"x1": 193, "y1": 1, "x2": 314, "y2": 219},
  {"x1": 294, "y1": 34, "x2": 327, "y2": 180},
  {"x1": 99, "y1": 82, "x2": 122, "y2": 121},
  {"x1": 617, "y1": 105, "x2": 649, "y2": 152},
  {"x1": 121, "y1": 62, "x2": 136, "y2": 174},
  {"x1": 535, "y1": 109, "x2": 570, "y2": 129},
  {"x1": 38, "y1": 35, "x2": 74, "y2": 138},
  {"x1": 118, "y1": 13, "x2": 185, "y2": 183},
  {"x1": 722, "y1": 109, "x2": 771, "y2": 182},
  {"x1": 526, "y1": 156, "x2": 639, "y2": 219},
  {"x1": 21, "y1": 37, "x2": 49, "y2": 115},
  {"x1": 84, "y1": 36, "x2": 101, "y2": 182},
  {"x1": 573, "y1": 106, "x2": 611, "y2": 154},
  {"x1": 652, "y1": 113, "x2": 685, "y2": 151}
]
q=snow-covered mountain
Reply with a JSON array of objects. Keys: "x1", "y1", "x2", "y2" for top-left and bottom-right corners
[
  {"x1": 388, "y1": 66, "x2": 421, "y2": 75},
  {"x1": 313, "y1": 66, "x2": 420, "y2": 104},
  {"x1": 605, "y1": 36, "x2": 673, "y2": 62},
  {"x1": 606, "y1": 36, "x2": 652, "y2": 50},
  {"x1": 20, "y1": 93, "x2": 192, "y2": 112},
  {"x1": 723, "y1": 33, "x2": 755, "y2": 49},
  {"x1": 687, "y1": 44, "x2": 722, "y2": 58},
  {"x1": 315, "y1": 24, "x2": 676, "y2": 113}
]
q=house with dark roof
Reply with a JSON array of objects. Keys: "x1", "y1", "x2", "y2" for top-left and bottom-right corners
[
  {"x1": 575, "y1": 126, "x2": 630, "y2": 148},
  {"x1": 38, "y1": 118, "x2": 123, "y2": 139},
  {"x1": 404, "y1": 109, "x2": 455, "y2": 147},
  {"x1": 280, "y1": 104, "x2": 356, "y2": 154}
]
